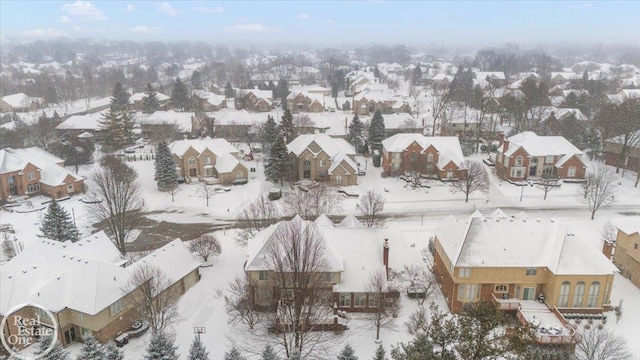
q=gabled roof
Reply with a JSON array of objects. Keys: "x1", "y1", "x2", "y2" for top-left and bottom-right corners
[
  {"x1": 503, "y1": 132, "x2": 582, "y2": 158},
  {"x1": 0, "y1": 148, "x2": 82, "y2": 185},
  {"x1": 55, "y1": 112, "x2": 105, "y2": 131},
  {"x1": 337, "y1": 215, "x2": 365, "y2": 228},
  {"x1": 381, "y1": 134, "x2": 465, "y2": 168},
  {"x1": 169, "y1": 137, "x2": 239, "y2": 158},
  {"x1": 143, "y1": 110, "x2": 194, "y2": 132},
  {"x1": 1, "y1": 93, "x2": 42, "y2": 108},
  {"x1": 328, "y1": 153, "x2": 358, "y2": 175},
  {"x1": 287, "y1": 134, "x2": 355, "y2": 158},
  {"x1": 131, "y1": 239, "x2": 201, "y2": 287},
  {"x1": 129, "y1": 92, "x2": 169, "y2": 103},
  {"x1": 314, "y1": 214, "x2": 336, "y2": 228},
  {"x1": 214, "y1": 152, "x2": 245, "y2": 174}
]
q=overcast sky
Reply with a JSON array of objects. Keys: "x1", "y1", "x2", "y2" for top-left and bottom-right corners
[{"x1": 1, "y1": 1, "x2": 639, "y2": 46}]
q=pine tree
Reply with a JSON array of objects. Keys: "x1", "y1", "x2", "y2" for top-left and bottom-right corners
[
  {"x1": 103, "y1": 342, "x2": 124, "y2": 360},
  {"x1": 369, "y1": 109, "x2": 386, "y2": 150},
  {"x1": 77, "y1": 336, "x2": 105, "y2": 360},
  {"x1": 262, "y1": 115, "x2": 279, "y2": 155},
  {"x1": 373, "y1": 344, "x2": 386, "y2": 360},
  {"x1": 154, "y1": 141, "x2": 178, "y2": 191},
  {"x1": 373, "y1": 66, "x2": 380, "y2": 79},
  {"x1": 120, "y1": 109, "x2": 135, "y2": 144},
  {"x1": 347, "y1": 114, "x2": 365, "y2": 153},
  {"x1": 225, "y1": 82, "x2": 234, "y2": 99},
  {"x1": 144, "y1": 332, "x2": 179, "y2": 360},
  {"x1": 265, "y1": 133, "x2": 290, "y2": 186},
  {"x1": 261, "y1": 345, "x2": 279, "y2": 360},
  {"x1": 36, "y1": 335, "x2": 70, "y2": 360},
  {"x1": 40, "y1": 199, "x2": 80, "y2": 242},
  {"x1": 171, "y1": 78, "x2": 190, "y2": 111},
  {"x1": 337, "y1": 344, "x2": 358, "y2": 360},
  {"x1": 186, "y1": 336, "x2": 209, "y2": 360},
  {"x1": 143, "y1": 83, "x2": 160, "y2": 114},
  {"x1": 100, "y1": 82, "x2": 134, "y2": 150},
  {"x1": 412, "y1": 63, "x2": 423, "y2": 86},
  {"x1": 276, "y1": 78, "x2": 290, "y2": 102},
  {"x1": 110, "y1": 81, "x2": 130, "y2": 112},
  {"x1": 99, "y1": 108, "x2": 127, "y2": 150},
  {"x1": 224, "y1": 346, "x2": 246, "y2": 360},
  {"x1": 280, "y1": 108, "x2": 296, "y2": 143},
  {"x1": 191, "y1": 70, "x2": 203, "y2": 90}
]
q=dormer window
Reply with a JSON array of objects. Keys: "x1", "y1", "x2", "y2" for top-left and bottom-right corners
[
  {"x1": 515, "y1": 156, "x2": 523, "y2": 166},
  {"x1": 427, "y1": 153, "x2": 434, "y2": 163},
  {"x1": 27, "y1": 171, "x2": 36, "y2": 181}
]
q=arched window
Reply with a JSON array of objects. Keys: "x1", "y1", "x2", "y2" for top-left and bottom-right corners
[
  {"x1": 515, "y1": 156, "x2": 523, "y2": 166},
  {"x1": 572, "y1": 281, "x2": 585, "y2": 307},
  {"x1": 410, "y1": 151, "x2": 417, "y2": 162},
  {"x1": 558, "y1": 281, "x2": 571, "y2": 307},
  {"x1": 587, "y1": 282, "x2": 600, "y2": 307}
]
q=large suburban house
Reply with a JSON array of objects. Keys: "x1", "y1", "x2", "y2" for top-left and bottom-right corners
[
  {"x1": 612, "y1": 219, "x2": 640, "y2": 289},
  {"x1": 0, "y1": 147, "x2": 85, "y2": 202},
  {"x1": 128, "y1": 91, "x2": 170, "y2": 111},
  {"x1": 603, "y1": 130, "x2": 640, "y2": 171},
  {"x1": 240, "y1": 89, "x2": 273, "y2": 112},
  {"x1": 245, "y1": 216, "x2": 398, "y2": 315},
  {"x1": 286, "y1": 90, "x2": 326, "y2": 113},
  {"x1": 433, "y1": 210, "x2": 617, "y2": 344},
  {"x1": 381, "y1": 133, "x2": 467, "y2": 181},
  {"x1": 141, "y1": 110, "x2": 198, "y2": 138},
  {"x1": 495, "y1": 132, "x2": 586, "y2": 181},
  {"x1": 55, "y1": 112, "x2": 104, "y2": 138},
  {"x1": 0, "y1": 232, "x2": 201, "y2": 349},
  {"x1": 0, "y1": 93, "x2": 44, "y2": 112},
  {"x1": 192, "y1": 90, "x2": 227, "y2": 112},
  {"x1": 287, "y1": 134, "x2": 358, "y2": 186},
  {"x1": 352, "y1": 84, "x2": 409, "y2": 116},
  {"x1": 169, "y1": 137, "x2": 248, "y2": 184}
]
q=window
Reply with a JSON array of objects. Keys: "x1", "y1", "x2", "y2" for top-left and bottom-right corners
[
  {"x1": 204, "y1": 167, "x2": 213, "y2": 177},
  {"x1": 510, "y1": 167, "x2": 524, "y2": 178},
  {"x1": 27, "y1": 171, "x2": 36, "y2": 181},
  {"x1": 531, "y1": 157, "x2": 538, "y2": 165},
  {"x1": 515, "y1": 156, "x2": 523, "y2": 166},
  {"x1": 427, "y1": 153, "x2": 434, "y2": 163},
  {"x1": 567, "y1": 166, "x2": 576, "y2": 178},
  {"x1": 458, "y1": 284, "x2": 477, "y2": 302},
  {"x1": 368, "y1": 294, "x2": 379, "y2": 308},
  {"x1": 494, "y1": 285, "x2": 507, "y2": 292},
  {"x1": 558, "y1": 282, "x2": 571, "y2": 307},
  {"x1": 458, "y1": 268, "x2": 470, "y2": 278},
  {"x1": 236, "y1": 171, "x2": 243, "y2": 179},
  {"x1": 77, "y1": 311, "x2": 84, "y2": 322},
  {"x1": 604, "y1": 282, "x2": 611, "y2": 305},
  {"x1": 318, "y1": 170, "x2": 327, "y2": 178},
  {"x1": 67, "y1": 184, "x2": 75, "y2": 193},
  {"x1": 319, "y1": 159, "x2": 326, "y2": 167},
  {"x1": 258, "y1": 271, "x2": 269, "y2": 281},
  {"x1": 27, "y1": 183, "x2": 40, "y2": 193},
  {"x1": 109, "y1": 300, "x2": 123, "y2": 316},
  {"x1": 634, "y1": 243, "x2": 638, "y2": 250},
  {"x1": 587, "y1": 282, "x2": 600, "y2": 308},
  {"x1": 545, "y1": 155, "x2": 554, "y2": 164},
  {"x1": 80, "y1": 328, "x2": 92, "y2": 339},
  {"x1": 35, "y1": 307, "x2": 50, "y2": 322},
  {"x1": 339, "y1": 294, "x2": 351, "y2": 307},
  {"x1": 522, "y1": 287, "x2": 536, "y2": 300},
  {"x1": 354, "y1": 293, "x2": 366, "y2": 308},
  {"x1": 188, "y1": 158, "x2": 196, "y2": 166},
  {"x1": 410, "y1": 152, "x2": 417, "y2": 162},
  {"x1": 572, "y1": 282, "x2": 585, "y2": 307},
  {"x1": 526, "y1": 268, "x2": 537, "y2": 276},
  {"x1": 335, "y1": 175, "x2": 342, "y2": 184},
  {"x1": 391, "y1": 163, "x2": 400, "y2": 171},
  {"x1": 323, "y1": 272, "x2": 335, "y2": 282}
]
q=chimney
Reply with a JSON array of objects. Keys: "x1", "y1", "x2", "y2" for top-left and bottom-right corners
[
  {"x1": 602, "y1": 240, "x2": 615, "y2": 260},
  {"x1": 383, "y1": 238, "x2": 390, "y2": 277},
  {"x1": 498, "y1": 132, "x2": 505, "y2": 147}
]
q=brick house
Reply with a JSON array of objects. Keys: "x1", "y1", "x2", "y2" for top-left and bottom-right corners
[
  {"x1": 495, "y1": 132, "x2": 586, "y2": 181},
  {"x1": 128, "y1": 92, "x2": 170, "y2": 111},
  {"x1": 0, "y1": 93, "x2": 44, "y2": 112},
  {"x1": 169, "y1": 138, "x2": 248, "y2": 184},
  {"x1": 0, "y1": 147, "x2": 85, "y2": 202},
  {"x1": 612, "y1": 220, "x2": 640, "y2": 289},
  {"x1": 603, "y1": 130, "x2": 640, "y2": 172},
  {"x1": 353, "y1": 85, "x2": 409, "y2": 116},
  {"x1": 241, "y1": 89, "x2": 273, "y2": 112},
  {"x1": 0, "y1": 233, "x2": 201, "y2": 350},
  {"x1": 192, "y1": 90, "x2": 227, "y2": 112},
  {"x1": 286, "y1": 91, "x2": 325, "y2": 113},
  {"x1": 141, "y1": 110, "x2": 199, "y2": 139},
  {"x1": 381, "y1": 133, "x2": 467, "y2": 181},
  {"x1": 287, "y1": 134, "x2": 358, "y2": 186}
]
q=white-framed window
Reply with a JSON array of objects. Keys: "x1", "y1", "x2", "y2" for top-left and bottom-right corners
[
  {"x1": 354, "y1": 293, "x2": 366, "y2": 308},
  {"x1": 67, "y1": 184, "x2": 75, "y2": 193},
  {"x1": 427, "y1": 153, "x2": 434, "y2": 163},
  {"x1": 339, "y1": 294, "x2": 351, "y2": 307},
  {"x1": 572, "y1": 281, "x2": 585, "y2": 307},
  {"x1": 335, "y1": 175, "x2": 343, "y2": 184},
  {"x1": 494, "y1": 285, "x2": 507, "y2": 292},
  {"x1": 410, "y1": 152, "x2": 417, "y2": 162},
  {"x1": 236, "y1": 171, "x2": 243, "y2": 179},
  {"x1": 109, "y1": 300, "x2": 123, "y2": 316},
  {"x1": 558, "y1": 281, "x2": 571, "y2": 307},
  {"x1": 586, "y1": 282, "x2": 600, "y2": 308},
  {"x1": 77, "y1": 311, "x2": 84, "y2": 322},
  {"x1": 319, "y1": 159, "x2": 326, "y2": 167},
  {"x1": 188, "y1": 158, "x2": 196, "y2": 166},
  {"x1": 81, "y1": 327, "x2": 92, "y2": 339},
  {"x1": 545, "y1": 155, "x2": 554, "y2": 164},
  {"x1": 258, "y1": 271, "x2": 269, "y2": 281},
  {"x1": 27, "y1": 183, "x2": 40, "y2": 193},
  {"x1": 525, "y1": 268, "x2": 537, "y2": 276},
  {"x1": 604, "y1": 282, "x2": 611, "y2": 305},
  {"x1": 318, "y1": 170, "x2": 327, "y2": 178},
  {"x1": 323, "y1": 272, "x2": 335, "y2": 282},
  {"x1": 458, "y1": 268, "x2": 471, "y2": 278},
  {"x1": 204, "y1": 156, "x2": 211, "y2": 164},
  {"x1": 204, "y1": 168, "x2": 213, "y2": 177},
  {"x1": 510, "y1": 167, "x2": 524, "y2": 178},
  {"x1": 515, "y1": 156, "x2": 523, "y2": 166},
  {"x1": 368, "y1": 294, "x2": 379, "y2": 308},
  {"x1": 392, "y1": 152, "x2": 402, "y2": 160},
  {"x1": 27, "y1": 171, "x2": 36, "y2": 181},
  {"x1": 458, "y1": 284, "x2": 478, "y2": 302},
  {"x1": 391, "y1": 163, "x2": 400, "y2": 171},
  {"x1": 567, "y1": 166, "x2": 576, "y2": 178}
]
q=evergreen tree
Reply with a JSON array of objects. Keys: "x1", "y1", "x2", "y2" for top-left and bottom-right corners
[
  {"x1": 411, "y1": 63, "x2": 423, "y2": 86},
  {"x1": 110, "y1": 81, "x2": 130, "y2": 112},
  {"x1": 103, "y1": 342, "x2": 124, "y2": 360},
  {"x1": 154, "y1": 140, "x2": 178, "y2": 191},
  {"x1": 337, "y1": 344, "x2": 358, "y2": 360},
  {"x1": 224, "y1": 346, "x2": 246, "y2": 360},
  {"x1": 186, "y1": 336, "x2": 209, "y2": 360},
  {"x1": 369, "y1": 109, "x2": 386, "y2": 150},
  {"x1": 225, "y1": 82, "x2": 234, "y2": 99},
  {"x1": 144, "y1": 332, "x2": 179, "y2": 360},
  {"x1": 40, "y1": 199, "x2": 80, "y2": 242},
  {"x1": 262, "y1": 115, "x2": 279, "y2": 154},
  {"x1": 191, "y1": 70, "x2": 203, "y2": 90},
  {"x1": 171, "y1": 78, "x2": 190, "y2": 111},
  {"x1": 261, "y1": 345, "x2": 279, "y2": 360},
  {"x1": 276, "y1": 78, "x2": 290, "y2": 103},
  {"x1": 373, "y1": 344, "x2": 386, "y2": 360},
  {"x1": 347, "y1": 114, "x2": 365, "y2": 153},
  {"x1": 265, "y1": 133, "x2": 290, "y2": 186},
  {"x1": 77, "y1": 336, "x2": 105, "y2": 360},
  {"x1": 280, "y1": 108, "x2": 296, "y2": 143},
  {"x1": 120, "y1": 109, "x2": 135, "y2": 144},
  {"x1": 36, "y1": 335, "x2": 70, "y2": 360},
  {"x1": 143, "y1": 83, "x2": 161, "y2": 114},
  {"x1": 373, "y1": 66, "x2": 380, "y2": 79},
  {"x1": 99, "y1": 108, "x2": 128, "y2": 150}
]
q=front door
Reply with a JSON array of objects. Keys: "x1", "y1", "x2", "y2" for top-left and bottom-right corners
[
  {"x1": 303, "y1": 160, "x2": 311, "y2": 179},
  {"x1": 64, "y1": 327, "x2": 77, "y2": 345},
  {"x1": 189, "y1": 168, "x2": 197, "y2": 177}
]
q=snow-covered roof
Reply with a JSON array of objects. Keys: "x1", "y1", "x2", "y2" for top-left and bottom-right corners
[
  {"x1": 381, "y1": 134, "x2": 465, "y2": 167},
  {"x1": 1, "y1": 93, "x2": 42, "y2": 108},
  {"x1": 504, "y1": 132, "x2": 582, "y2": 158},
  {"x1": 55, "y1": 112, "x2": 105, "y2": 131},
  {"x1": 129, "y1": 91, "x2": 169, "y2": 103},
  {"x1": 143, "y1": 110, "x2": 194, "y2": 132},
  {"x1": 551, "y1": 72, "x2": 581, "y2": 81},
  {"x1": 475, "y1": 71, "x2": 506, "y2": 80},
  {"x1": 39, "y1": 162, "x2": 84, "y2": 186},
  {"x1": 169, "y1": 137, "x2": 239, "y2": 158},
  {"x1": 615, "y1": 218, "x2": 640, "y2": 235},
  {"x1": 435, "y1": 215, "x2": 618, "y2": 275},
  {"x1": 0, "y1": 147, "x2": 82, "y2": 185},
  {"x1": 328, "y1": 153, "x2": 358, "y2": 175},
  {"x1": 214, "y1": 152, "x2": 244, "y2": 174},
  {"x1": 337, "y1": 215, "x2": 365, "y2": 228},
  {"x1": 131, "y1": 239, "x2": 201, "y2": 287},
  {"x1": 243, "y1": 89, "x2": 273, "y2": 100},
  {"x1": 287, "y1": 134, "x2": 355, "y2": 158},
  {"x1": 314, "y1": 214, "x2": 336, "y2": 228},
  {"x1": 193, "y1": 90, "x2": 225, "y2": 106}
]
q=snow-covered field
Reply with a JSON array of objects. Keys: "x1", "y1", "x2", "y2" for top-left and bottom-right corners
[{"x1": 2, "y1": 151, "x2": 640, "y2": 359}]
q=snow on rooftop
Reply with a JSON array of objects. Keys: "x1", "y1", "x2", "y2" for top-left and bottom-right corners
[
  {"x1": 337, "y1": 215, "x2": 365, "y2": 228},
  {"x1": 143, "y1": 110, "x2": 194, "y2": 132},
  {"x1": 1, "y1": 93, "x2": 42, "y2": 108},
  {"x1": 314, "y1": 214, "x2": 336, "y2": 228},
  {"x1": 129, "y1": 91, "x2": 169, "y2": 103},
  {"x1": 616, "y1": 218, "x2": 640, "y2": 235},
  {"x1": 214, "y1": 152, "x2": 242, "y2": 174},
  {"x1": 381, "y1": 134, "x2": 464, "y2": 167},
  {"x1": 55, "y1": 112, "x2": 105, "y2": 131},
  {"x1": 131, "y1": 239, "x2": 201, "y2": 286},
  {"x1": 169, "y1": 137, "x2": 239, "y2": 158},
  {"x1": 504, "y1": 132, "x2": 582, "y2": 158},
  {"x1": 287, "y1": 134, "x2": 355, "y2": 158}
]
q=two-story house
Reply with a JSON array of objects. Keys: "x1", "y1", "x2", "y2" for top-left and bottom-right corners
[
  {"x1": 286, "y1": 91, "x2": 325, "y2": 113},
  {"x1": 352, "y1": 84, "x2": 409, "y2": 116},
  {"x1": 603, "y1": 130, "x2": 640, "y2": 172},
  {"x1": 286, "y1": 134, "x2": 358, "y2": 186},
  {"x1": 192, "y1": 90, "x2": 227, "y2": 112},
  {"x1": 0, "y1": 147, "x2": 85, "y2": 202},
  {"x1": 612, "y1": 219, "x2": 640, "y2": 289},
  {"x1": 0, "y1": 93, "x2": 44, "y2": 112},
  {"x1": 381, "y1": 133, "x2": 467, "y2": 180},
  {"x1": 168, "y1": 137, "x2": 248, "y2": 184},
  {"x1": 495, "y1": 132, "x2": 585, "y2": 181},
  {"x1": 241, "y1": 89, "x2": 273, "y2": 112},
  {"x1": 128, "y1": 92, "x2": 170, "y2": 111}
]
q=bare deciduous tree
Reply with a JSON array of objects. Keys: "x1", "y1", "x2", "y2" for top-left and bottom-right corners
[
  {"x1": 573, "y1": 326, "x2": 633, "y2": 360},
  {"x1": 87, "y1": 155, "x2": 143, "y2": 255},
  {"x1": 224, "y1": 276, "x2": 261, "y2": 330},
  {"x1": 401, "y1": 264, "x2": 437, "y2": 305},
  {"x1": 200, "y1": 182, "x2": 213, "y2": 207},
  {"x1": 451, "y1": 160, "x2": 489, "y2": 202},
  {"x1": 577, "y1": 162, "x2": 617, "y2": 220},
  {"x1": 189, "y1": 234, "x2": 221, "y2": 262},
  {"x1": 358, "y1": 190, "x2": 385, "y2": 227},
  {"x1": 366, "y1": 269, "x2": 398, "y2": 341},
  {"x1": 293, "y1": 114, "x2": 315, "y2": 130},
  {"x1": 601, "y1": 220, "x2": 617, "y2": 243},
  {"x1": 236, "y1": 195, "x2": 280, "y2": 242},
  {"x1": 430, "y1": 87, "x2": 451, "y2": 136},
  {"x1": 149, "y1": 121, "x2": 181, "y2": 144},
  {"x1": 1, "y1": 237, "x2": 16, "y2": 260},
  {"x1": 282, "y1": 183, "x2": 343, "y2": 220},
  {"x1": 536, "y1": 175, "x2": 560, "y2": 200},
  {"x1": 124, "y1": 264, "x2": 180, "y2": 335}
]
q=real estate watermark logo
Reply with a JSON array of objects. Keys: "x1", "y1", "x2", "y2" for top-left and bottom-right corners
[{"x1": 0, "y1": 303, "x2": 59, "y2": 360}]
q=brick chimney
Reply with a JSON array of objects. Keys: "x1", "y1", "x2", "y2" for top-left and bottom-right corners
[
  {"x1": 602, "y1": 240, "x2": 615, "y2": 260},
  {"x1": 383, "y1": 238, "x2": 390, "y2": 277},
  {"x1": 498, "y1": 132, "x2": 505, "y2": 147}
]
